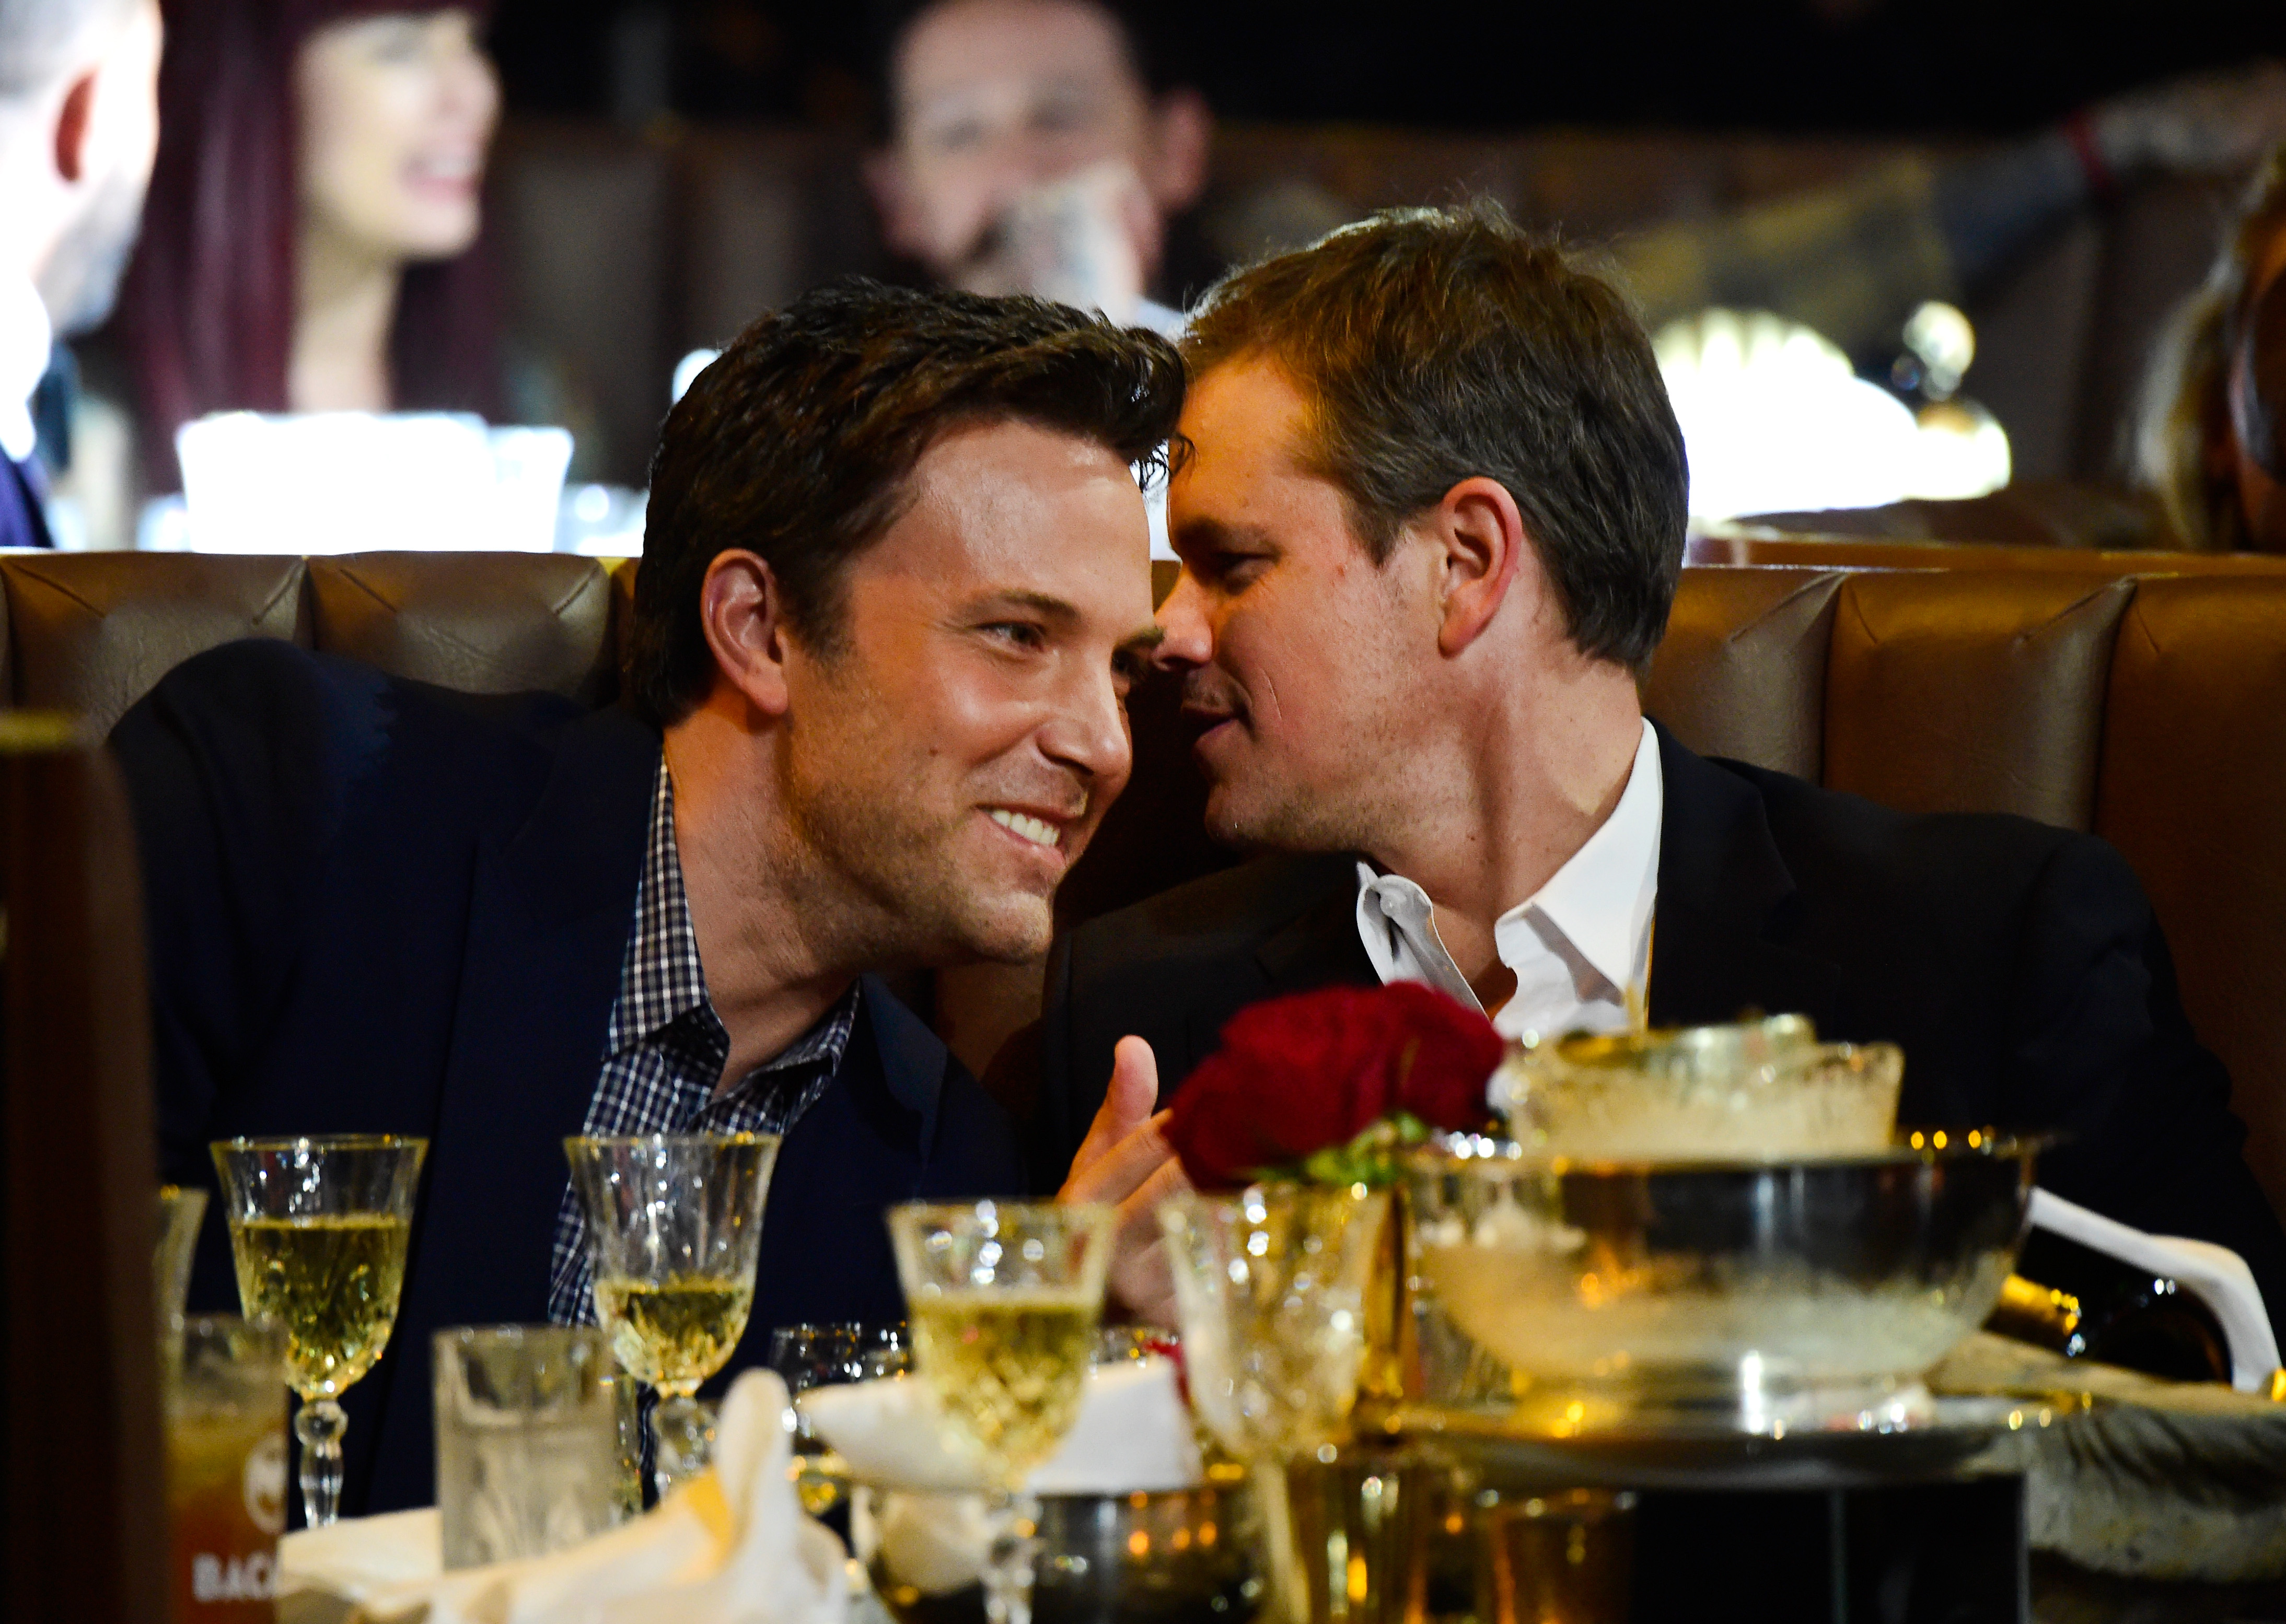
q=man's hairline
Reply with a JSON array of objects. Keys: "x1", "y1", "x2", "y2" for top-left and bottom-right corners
[{"x1": 676, "y1": 404, "x2": 1164, "y2": 697}]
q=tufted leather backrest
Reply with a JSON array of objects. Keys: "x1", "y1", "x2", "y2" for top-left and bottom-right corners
[{"x1": 20, "y1": 546, "x2": 2286, "y2": 1216}]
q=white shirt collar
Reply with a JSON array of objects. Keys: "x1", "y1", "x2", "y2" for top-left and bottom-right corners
[
  {"x1": 0, "y1": 273, "x2": 51, "y2": 465},
  {"x1": 1498, "y1": 718, "x2": 1663, "y2": 997},
  {"x1": 1355, "y1": 718, "x2": 1663, "y2": 1036}
]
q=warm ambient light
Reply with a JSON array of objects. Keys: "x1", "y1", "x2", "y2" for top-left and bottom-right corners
[{"x1": 1654, "y1": 307, "x2": 2010, "y2": 522}]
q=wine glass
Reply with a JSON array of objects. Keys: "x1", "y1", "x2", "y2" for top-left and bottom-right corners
[
  {"x1": 209, "y1": 1135, "x2": 427, "y2": 1527},
  {"x1": 767, "y1": 1321, "x2": 908, "y2": 1514},
  {"x1": 888, "y1": 1200, "x2": 1115, "y2": 1624},
  {"x1": 564, "y1": 1132, "x2": 780, "y2": 1499}
]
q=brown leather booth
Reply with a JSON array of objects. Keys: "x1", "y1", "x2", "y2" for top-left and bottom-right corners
[{"x1": 13, "y1": 547, "x2": 2286, "y2": 1225}]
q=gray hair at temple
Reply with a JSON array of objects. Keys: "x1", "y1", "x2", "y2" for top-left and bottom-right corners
[
  {"x1": 0, "y1": 0, "x2": 139, "y2": 99},
  {"x1": 2131, "y1": 146, "x2": 2286, "y2": 551}
]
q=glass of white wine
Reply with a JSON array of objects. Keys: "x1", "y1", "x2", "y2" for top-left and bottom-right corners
[
  {"x1": 209, "y1": 1135, "x2": 427, "y2": 1527},
  {"x1": 888, "y1": 1200, "x2": 1116, "y2": 1624},
  {"x1": 564, "y1": 1132, "x2": 780, "y2": 1499}
]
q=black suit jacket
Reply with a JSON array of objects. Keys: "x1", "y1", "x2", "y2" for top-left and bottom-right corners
[
  {"x1": 1037, "y1": 724, "x2": 2286, "y2": 1335},
  {"x1": 112, "y1": 640, "x2": 1024, "y2": 1515}
]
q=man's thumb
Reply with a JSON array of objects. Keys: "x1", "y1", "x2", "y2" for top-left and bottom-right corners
[{"x1": 1103, "y1": 1035, "x2": 1162, "y2": 1133}]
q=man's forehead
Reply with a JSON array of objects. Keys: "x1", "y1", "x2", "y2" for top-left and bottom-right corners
[
  {"x1": 897, "y1": 0, "x2": 1137, "y2": 108},
  {"x1": 1177, "y1": 358, "x2": 1318, "y2": 480}
]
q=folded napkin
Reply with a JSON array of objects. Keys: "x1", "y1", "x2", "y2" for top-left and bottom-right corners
[
  {"x1": 279, "y1": 1370, "x2": 845, "y2": 1624},
  {"x1": 799, "y1": 1356, "x2": 1203, "y2": 1494},
  {"x1": 2029, "y1": 1188, "x2": 2280, "y2": 1392}
]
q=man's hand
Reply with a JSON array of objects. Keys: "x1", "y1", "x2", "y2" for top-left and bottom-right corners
[
  {"x1": 967, "y1": 160, "x2": 1156, "y2": 323},
  {"x1": 1058, "y1": 1035, "x2": 1189, "y2": 1325}
]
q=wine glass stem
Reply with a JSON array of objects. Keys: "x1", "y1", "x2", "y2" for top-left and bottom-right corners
[
  {"x1": 651, "y1": 1392, "x2": 712, "y2": 1501},
  {"x1": 294, "y1": 1398, "x2": 349, "y2": 1527},
  {"x1": 980, "y1": 1488, "x2": 1040, "y2": 1624}
]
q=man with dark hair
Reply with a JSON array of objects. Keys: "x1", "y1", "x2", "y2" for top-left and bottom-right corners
[
  {"x1": 0, "y1": 0, "x2": 160, "y2": 547},
  {"x1": 116, "y1": 279, "x2": 1182, "y2": 1514},
  {"x1": 1041, "y1": 205, "x2": 2286, "y2": 1335}
]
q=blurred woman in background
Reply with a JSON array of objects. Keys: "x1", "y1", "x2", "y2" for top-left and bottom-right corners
[
  {"x1": 120, "y1": 1, "x2": 508, "y2": 490},
  {"x1": 2135, "y1": 149, "x2": 2286, "y2": 552}
]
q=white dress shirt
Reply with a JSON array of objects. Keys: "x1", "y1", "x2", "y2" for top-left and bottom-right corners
[
  {"x1": 1355, "y1": 718, "x2": 1663, "y2": 1043},
  {"x1": 1, "y1": 273, "x2": 53, "y2": 465}
]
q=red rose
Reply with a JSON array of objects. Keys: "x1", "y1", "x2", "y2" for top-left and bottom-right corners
[{"x1": 1162, "y1": 983, "x2": 1502, "y2": 1189}]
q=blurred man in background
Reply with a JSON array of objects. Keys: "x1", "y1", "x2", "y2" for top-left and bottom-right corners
[
  {"x1": 865, "y1": 0, "x2": 1208, "y2": 334},
  {"x1": 0, "y1": 0, "x2": 160, "y2": 549},
  {"x1": 865, "y1": 0, "x2": 2286, "y2": 364}
]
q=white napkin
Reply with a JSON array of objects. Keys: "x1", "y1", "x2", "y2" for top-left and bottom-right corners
[
  {"x1": 2028, "y1": 1189, "x2": 2281, "y2": 1392},
  {"x1": 799, "y1": 1357, "x2": 1202, "y2": 1494},
  {"x1": 279, "y1": 1370, "x2": 846, "y2": 1624}
]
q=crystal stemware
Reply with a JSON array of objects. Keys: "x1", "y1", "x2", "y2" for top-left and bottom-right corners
[
  {"x1": 210, "y1": 1135, "x2": 427, "y2": 1527},
  {"x1": 889, "y1": 1200, "x2": 1115, "y2": 1624},
  {"x1": 565, "y1": 1132, "x2": 780, "y2": 1499}
]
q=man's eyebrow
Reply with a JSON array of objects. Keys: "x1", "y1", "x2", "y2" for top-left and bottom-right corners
[
  {"x1": 1119, "y1": 624, "x2": 1167, "y2": 652},
  {"x1": 1169, "y1": 515, "x2": 1278, "y2": 554},
  {"x1": 969, "y1": 589, "x2": 1080, "y2": 624}
]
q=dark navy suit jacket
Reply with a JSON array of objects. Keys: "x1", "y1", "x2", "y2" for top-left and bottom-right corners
[
  {"x1": 112, "y1": 640, "x2": 1024, "y2": 1515},
  {"x1": 1037, "y1": 723, "x2": 2286, "y2": 1340}
]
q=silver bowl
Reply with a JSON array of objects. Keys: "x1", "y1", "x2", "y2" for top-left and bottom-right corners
[
  {"x1": 1402, "y1": 1135, "x2": 2038, "y2": 1436},
  {"x1": 850, "y1": 1481, "x2": 1262, "y2": 1624}
]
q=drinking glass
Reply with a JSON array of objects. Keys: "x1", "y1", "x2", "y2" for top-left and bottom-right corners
[
  {"x1": 1158, "y1": 1183, "x2": 1391, "y2": 1624},
  {"x1": 210, "y1": 1135, "x2": 426, "y2": 1528},
  {"x1": 157, "y1": 1185, "x2": 210, "y2": 1330},
  {"x1": 1156, "y1": 1184, "x2": 1390, "y2": 1461},
  {"x1": 768, "y1": 1321, "x2": 909, "y2": 1515},
  {"x1": 433, "y1": 1325, "x2": 622, "y2": 1569},
  {"x1": 889, "y1": 1199, "x2": 1115, "y2": 1624},
  {"x1": 564, "y1": 1132, "x2": 780, "y2": 1498},
  {"x1": 163, "y1": 1315, "x2": 287, "y2": 1622}
]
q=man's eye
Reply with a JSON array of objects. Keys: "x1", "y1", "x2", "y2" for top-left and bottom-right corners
[{"x1": 984, "y1": 622, "x2": 1046, "y2": 650}]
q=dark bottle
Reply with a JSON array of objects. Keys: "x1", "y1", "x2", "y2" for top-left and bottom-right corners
[{"x1": 1987, "y1": 1228, "x2": 2234, "y2": 1384}]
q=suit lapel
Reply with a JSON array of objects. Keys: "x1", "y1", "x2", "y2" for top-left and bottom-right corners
[
  {"x1": 1646, "y1": 725, "x2": 1844, "y2": 1030},
  {"x1": 1170, "y1": 857, "x2": 1375, "y2": 1089},
  {"x1": 364, "y1": 704, "x2": 659, "y2": 1500}
]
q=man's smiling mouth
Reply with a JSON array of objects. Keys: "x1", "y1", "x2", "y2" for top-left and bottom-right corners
[{"x1": 987, "y1": 809, "x2": 1062, "y2": 849}]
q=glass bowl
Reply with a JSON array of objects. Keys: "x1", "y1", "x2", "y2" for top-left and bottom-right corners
[
  {"x1": 1402, "y1": 1134, "x2": 2038, "y2": 1436},
  {"x1": 1491, "y1": 1015, "x2": 1902, "y2": 1161}
]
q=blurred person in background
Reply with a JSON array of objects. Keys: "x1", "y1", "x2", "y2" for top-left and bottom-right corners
[
  {"x1": 864, "y1": 0, "x2": 2286, "y2": 365},
  {"x1": 0, "y1": 0, "x2": 160, "y2": 548},
  {"x1": 865, "y1": 0, "x2": 1210, "y2": 335},
  {"x1": 117, "y1": 0, "x2": 584, "y2": 498},
  {"x1": 2134, "y1": 147, "x2": 2286, "y2": 552}
]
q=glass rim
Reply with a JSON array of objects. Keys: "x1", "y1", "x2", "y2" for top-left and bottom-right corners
[
  {"x1": 563, "y1": 1131, "x2": 780, "y2": 1151},
  {"x1": 434, "y1": 1322, "x2": 609, "y2": 1349},
  {"x1": 1405, "y1": 1129, "x2": 2052, "y2": 1177},
  {"x1": 889, "y1": 1198, "x2": 1113, "y2": 1225},
  {"x1": 211, "y1": 1133, "x2": 428, "y2": 1154}
]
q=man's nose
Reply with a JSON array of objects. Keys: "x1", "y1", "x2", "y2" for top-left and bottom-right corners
[
  {"x1": 1038, "y1": 659, "x2": 1134, "y2": 793},
  {"x1": 1153, "y1": 568, "x2": 1213, "y2": 672}
]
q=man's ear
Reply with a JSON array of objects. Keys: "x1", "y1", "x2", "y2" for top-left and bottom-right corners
[
  {"x1": 1145, "y1": 88, "x2": 1211, "y2": 213},
  {"x1": 53, "y1": 68, "x2": 99, "y2": 185},
  {"x1": 1433, "y1": 476, "x2": 1529, "y2": 658},
  {"x1": 698, "y1": 550, "x2": 795, "y2": 718}
]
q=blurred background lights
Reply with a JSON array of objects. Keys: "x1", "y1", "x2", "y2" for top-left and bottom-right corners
[{"x1": 1655, "y1": 304, "x2": 2010, "y2": 524}]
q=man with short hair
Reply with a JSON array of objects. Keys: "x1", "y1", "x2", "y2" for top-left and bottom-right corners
[
  {"x1": 1041, "y1": 205, "x2": 2286, "y2": 1334},
  {"x1": 0, "y1": 0, "x2": 159, "y2": 548},
  {"x1": 118, "y1": 280, "x2": 1181, "y2": 1514}
]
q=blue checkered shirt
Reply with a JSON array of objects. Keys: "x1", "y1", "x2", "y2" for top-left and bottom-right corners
[{"x1": 546, "y1": 757, "x2": 858, "y2": 1329}]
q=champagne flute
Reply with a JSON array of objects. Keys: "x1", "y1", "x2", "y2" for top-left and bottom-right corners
[
  {"x1": 565, "y1": 1132, "x2": 780, "y2": 1499},
  {"x1": 889, "y1": 1200, "x2": 1115, "y2": 1624},
  {"x1": 210, "y1": 1135, "x2": 427, "y2": 1527}
]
